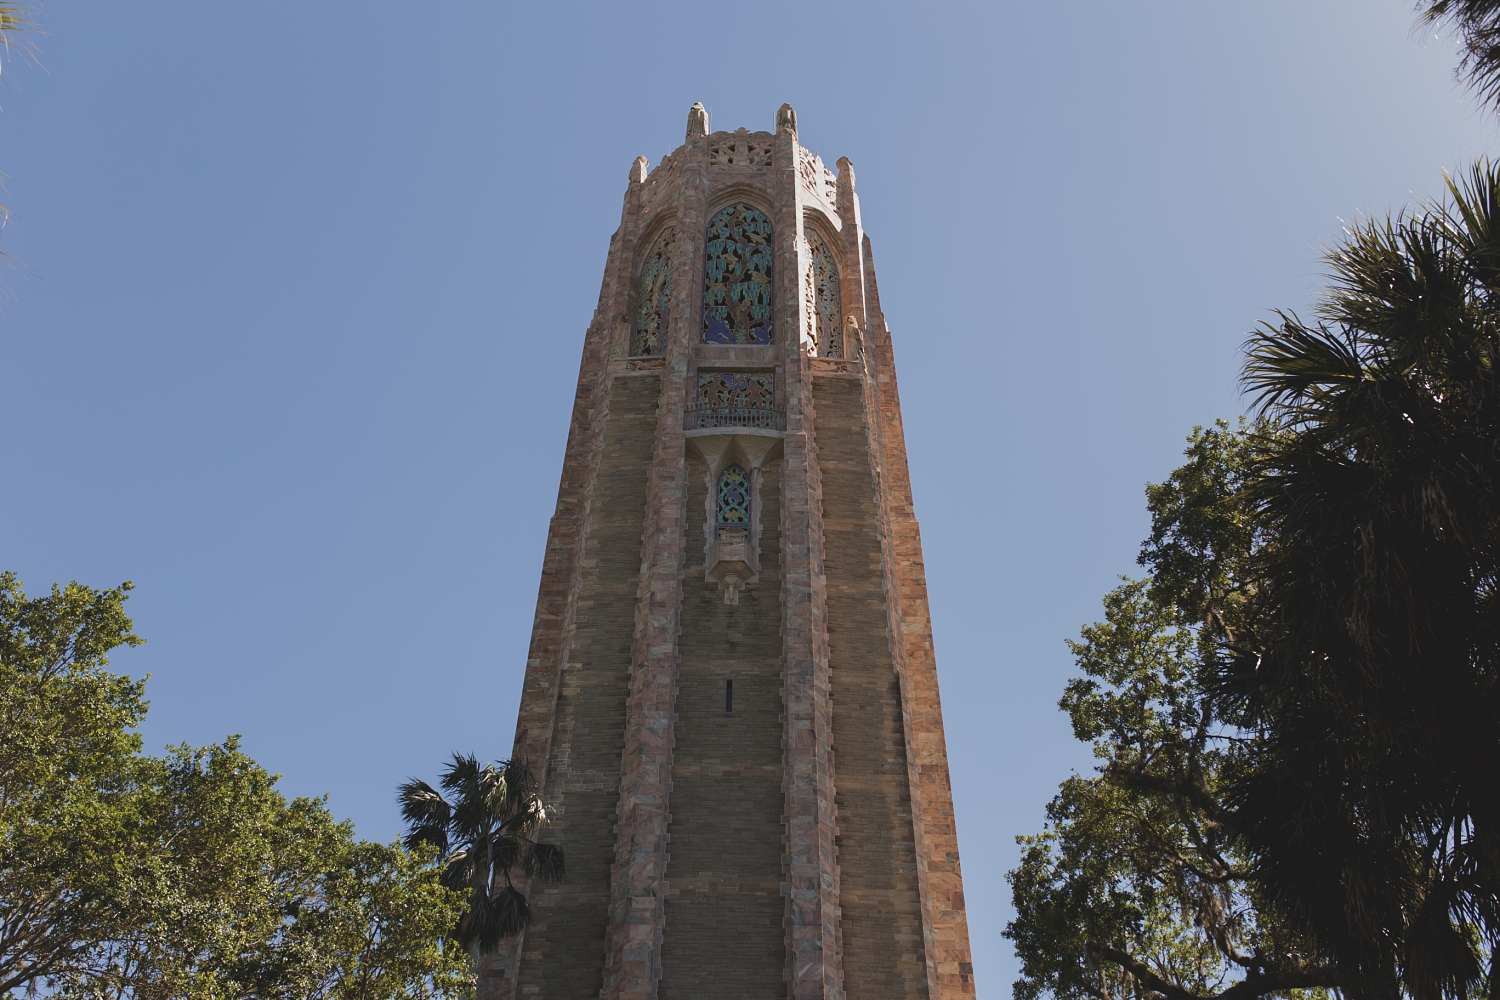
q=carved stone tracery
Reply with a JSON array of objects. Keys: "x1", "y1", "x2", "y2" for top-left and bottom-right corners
[
  {"x1": 632, "y1": 227, "x2": 675, "y2": 356},
  {"x1": 804, "y1": 229, "x2": 842, "y2": 358},
  {"x1": 708, "y1": 128, "x2": 774, "y2": 168}
]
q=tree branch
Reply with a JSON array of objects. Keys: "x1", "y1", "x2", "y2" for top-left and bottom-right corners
[{"x1": 1092, "y1": 942, "x2": 1342, "y2": 1000}]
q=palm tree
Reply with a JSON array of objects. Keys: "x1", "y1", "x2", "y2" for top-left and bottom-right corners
[
  {"x1": 1235, "y1": 161, "x2": 1500, "y2": 1000},
  {"x1": 1424, "y1": 0, "x2": 1500, "y2": 113},
  {"x1": 398, "y1": 754, "x2": 564, "y2": 956},
  {"x1": 0, "y1": 3, "x2": 40, "y2": 282}
]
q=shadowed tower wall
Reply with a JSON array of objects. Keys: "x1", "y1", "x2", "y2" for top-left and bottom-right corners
[{"x1": 489, "y1": 103, "x2": 973, "y2": 1000}]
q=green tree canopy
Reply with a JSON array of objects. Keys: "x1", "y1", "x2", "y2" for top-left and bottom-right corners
[
  {"x1": 1012, "y1": 161, "x2": 1500, "y2": 1000},
  {"x1": 0, "y1": 572, "x2": 475, "y2": 998},
  {"x1": 1229, "y1": 162, "x2": 1500, "y2": 1000},
  {"x1": 1007, "y1": 423, "x2": 1340, "y2": 1000}
]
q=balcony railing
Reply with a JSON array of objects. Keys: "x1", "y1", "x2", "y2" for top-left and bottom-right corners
[{"x1": 684, "y1": 406, "x2": 786, "y2": 431}]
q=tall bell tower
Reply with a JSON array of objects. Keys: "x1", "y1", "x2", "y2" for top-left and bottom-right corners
[{"x1": 492, "y1": 103, "x2": 974, "y2": 1000}]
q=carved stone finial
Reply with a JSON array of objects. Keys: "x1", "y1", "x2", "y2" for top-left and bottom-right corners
[
  {"x1": 836, "y1": 156, "x2": 855, "y2": 190},
  {"x1": 629, "y1": 155, "x2": 649, "y2": 185},
  {"x1": 686, "y1": 102, "x2": 709, "y2": 139},
  {"x1": 775, "y1": 103, "x2": 798, "y2": 137}
]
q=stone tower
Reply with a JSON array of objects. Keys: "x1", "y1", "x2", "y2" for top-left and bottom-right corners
[{"x1": 492, "y1": 103, "x2": 973, "y2": 1000}]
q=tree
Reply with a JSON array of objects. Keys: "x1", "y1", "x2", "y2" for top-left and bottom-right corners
[
  {"x1": 0, "y1": 572, "x2": 476, "y2": 998},
  {"x1": 399, "y1": 754, "x2": 564, "y2": 957},
  {"x1": 1229, "y1": 162, "x2": 1500, "y2": 1000},
  {"x1": 1012, "y1": 163, "x2": 1500, "y2": 1000},
  {"x1": 1422, "y1": 0, "x2": 1500, "y2": 113},
  {"x1": 1007, "y1": 423, "x2": 1341, "y2": 1000},
  {"x1": 0, "y1": 572, "x2": 146, "y2": 993},
  {"x1": 0, "y1": 3, "x2": 39, "y2": 283}
]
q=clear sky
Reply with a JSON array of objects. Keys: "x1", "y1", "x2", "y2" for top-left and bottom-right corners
[{"x1": 2, "y1": 1, "x2": 1494, "y2": 994}]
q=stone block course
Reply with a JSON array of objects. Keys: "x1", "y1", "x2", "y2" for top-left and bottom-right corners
[{"x1": 516, "y1": 375, "x2": 659, "y2": 999}]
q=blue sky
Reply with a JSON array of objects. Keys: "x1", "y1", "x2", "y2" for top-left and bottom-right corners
[{"x1": 1, "y1": 2, "x2": 1494, "y2": 994}]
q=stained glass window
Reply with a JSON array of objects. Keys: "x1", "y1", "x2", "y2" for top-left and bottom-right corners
[
  {"x1": 633, "y1": 227, "x2": 675, "y2": 356},
  {"x1": 716, "y1": 465, "x2": 750, "y2": 528},
  {"x1": 703, "y1": 204, "x2": 774, "y2": 345},
  {"x1": 805, "y1": 229, "x2": 842, "y2": 357}
]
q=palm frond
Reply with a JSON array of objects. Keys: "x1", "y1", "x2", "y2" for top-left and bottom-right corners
[
  {"x1": 523, "y1": 842, "x2": 565, "y2": 884},
  {"x1": 1242, "y1": 313, "x2": 1367, "y2": 417},
  {"x1": 441, "y1": 847, "x2": 476, "y2": 894},
  {"x1": 396, "y1": 777, "x2": 451, "y2": 853},
  {"x1": 1422, "y1": 0, "x2": 1500, "y2": 114},
  {"x1": 488, "y1": 833, "x2": 521, "y2": 879},
  {"x1": 461, "y1": 886, "x2": 530, "y2": 955},
  {"x1": 0, "y1": 4, "x2": 40, "y2": 72}
]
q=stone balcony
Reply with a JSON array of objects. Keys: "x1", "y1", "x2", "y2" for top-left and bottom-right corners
[{"x1": 684, "y1": 406, "x2": 786, "y2": 432}]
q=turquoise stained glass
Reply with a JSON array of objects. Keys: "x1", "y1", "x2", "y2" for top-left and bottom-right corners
[
  {"x1": 716, "y1": 465, "x2": 750, "y2": 527},
  {"x1": 703, "y1": 204, "x2": 773, "y2": 344},
  {"x1": 633, "y1": 227, "x2": 675, "y2": 356}
]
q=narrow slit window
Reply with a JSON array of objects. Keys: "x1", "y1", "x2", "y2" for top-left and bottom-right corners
[{"x1": 725, "y1": 679, "x2": 734, "y2": 713}]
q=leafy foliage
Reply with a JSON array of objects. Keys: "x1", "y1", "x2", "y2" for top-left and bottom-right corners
[
  {"x1": 1230, "y1": 162, "x2": 1500, "y2": 1000},
  {"x1": 0, "y1": 573, "x2": 475, "y2": 998},
  {"x1": 399, "y1": 755, "x2": 563, "y2": 957},
  {"x1": 1007, "y1": 425, "x2": 1340, "y2": 1000},
  {"x1": 1013, "y1": 161, "x2": 1500, "y2": 1000}
]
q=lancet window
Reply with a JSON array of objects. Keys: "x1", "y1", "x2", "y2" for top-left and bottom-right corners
[
  {"x1": 702, "y1": 204, "x2": 774, "y2": 345},
  {"x1": 633, "y1": 227, "x2": 676, "y2": 356},
  {"x1": 804, "y1": 228, "x2": 843, "y2": 357},
  {"x1": 716, "y1": 465, "x2": 750, "y2": 532}
]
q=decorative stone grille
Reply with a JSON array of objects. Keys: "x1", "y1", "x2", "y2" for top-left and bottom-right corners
[
  {"x1": 633, "y1": 227, "x2": 675, "y2": 356},
  {"x1": 804, "y1": 229, "x2": 842, "y2": 358},
  {"x1": 708, "y1": 129, "x2": 773, "y2": 168}
]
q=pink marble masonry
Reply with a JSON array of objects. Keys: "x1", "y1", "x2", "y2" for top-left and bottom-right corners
[{"x1": 492, "y1": 104, "x2": 973, "y2": 1000}]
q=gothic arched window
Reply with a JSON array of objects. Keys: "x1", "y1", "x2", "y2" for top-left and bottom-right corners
[
  {"x1": 716, "y1": 465, "x2": 750, "y2": 531},
  {"x1": 805, "y1": 229, "x2": 842, "y2": 357},
  {"x1": 633, "y1": 227, "x2": 675, "y2": 356},
  {"x1": 703, "y1": 204, "x2": 773, "y2": 345}
]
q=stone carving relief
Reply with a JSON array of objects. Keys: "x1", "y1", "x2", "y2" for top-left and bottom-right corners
[
  {"x1": 641, "y1": 153, "x2": 680, "y2": 211},
  {"x1": 686, "y1": 101, "x2": 709, "y2": 139},
  {"x1": 798, "y1": 147, "x2": 839, "y2": 206},
  {"x1": 632, "y1": 227, "x2": 675, "y2": 356},
  {"x1": 708, "y1": 129, "x2": 773, "y2": 168},
  {"x1": 776, "y1": 103, "x2": 798, "y2": 136},
  {"x1": 844, "y1": 315, "x2": 862, "y2": 358},
  {"x1": 803, "y1": 229, "x2": 842, "y2": 358},
  {"x1": 702, "y1": 204, "x2": 774, "y2": 345},
  {"x1": 698, "y1": 371, "x2": 775, "y2": 412},
  {"x1": 809, "y1": 357, "x2": 858, "y2": 376}
]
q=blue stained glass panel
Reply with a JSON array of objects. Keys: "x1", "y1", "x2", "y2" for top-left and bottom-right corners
[
  {"x1": 716, "y1": 465, "x2": 750, "y2": 526},
  {"x1": 703, "y1": 204, "x2": 774, "y2": 345}
]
